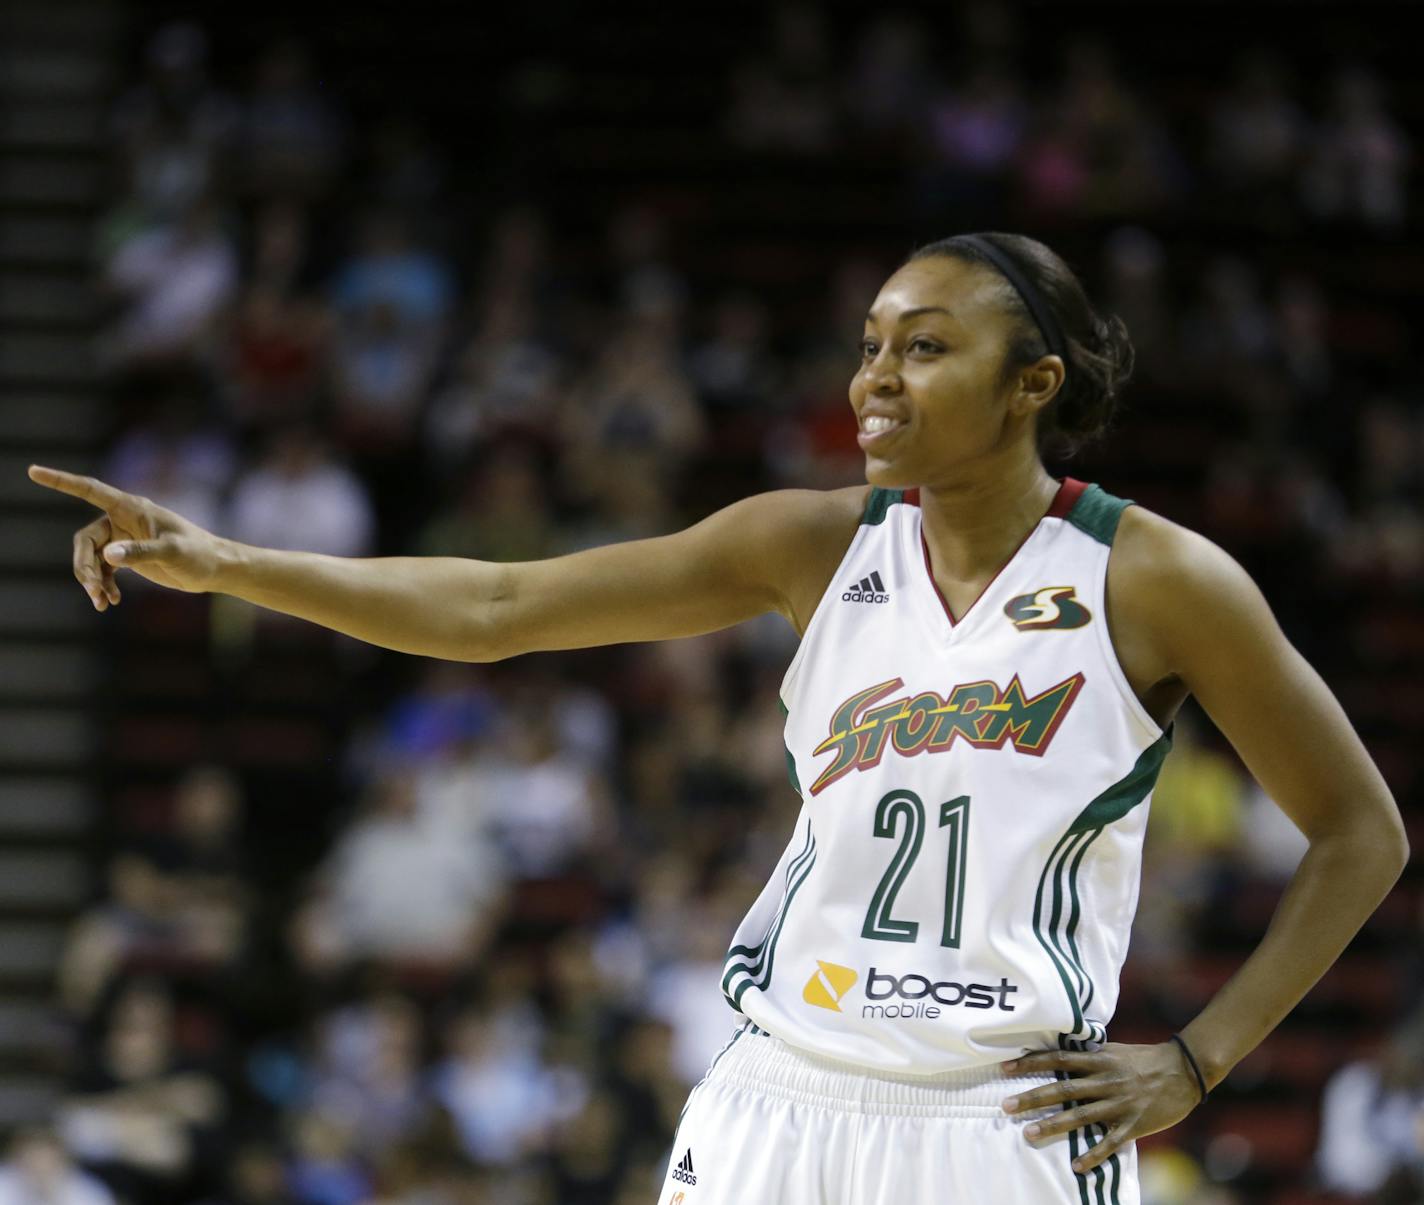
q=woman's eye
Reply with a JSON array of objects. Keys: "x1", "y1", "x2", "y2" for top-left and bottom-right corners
[{"x1": 859, "y1": 337, "x2": 942, "y2": 358}]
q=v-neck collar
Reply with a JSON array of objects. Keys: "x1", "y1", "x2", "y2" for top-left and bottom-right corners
[{"x1": 907, "y1": 477, "x2": 1088, "y2": 631}]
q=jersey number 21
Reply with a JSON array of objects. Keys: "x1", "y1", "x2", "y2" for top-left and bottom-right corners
[{"x1": 861, "y1": 789, "x2": 970, "y2": 947}]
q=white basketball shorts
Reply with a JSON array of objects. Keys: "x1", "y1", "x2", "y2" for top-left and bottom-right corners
[{"x1": 656, "y1": 1020, "x2": 1139, "y2": 1205}]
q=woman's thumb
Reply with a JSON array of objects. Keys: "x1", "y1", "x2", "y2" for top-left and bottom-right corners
[{"x1": 104, "y1": 537, "x2": 172, "y2": 565}]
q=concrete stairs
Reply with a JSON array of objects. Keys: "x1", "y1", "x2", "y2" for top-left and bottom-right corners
[{"x1": 0, "y1": 0, "x2": 123, "y2": 1126}]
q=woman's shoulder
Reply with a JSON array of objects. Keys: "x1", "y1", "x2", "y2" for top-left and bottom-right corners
[
  {"x1": 730, "y1": 482, "x2": 872, "y2": 539},
  {"x1": 735, "y1": 484, "x2": 872, "y2": 635},
  {"x1": 1108, "y1": 500, "x2": 1272, "y2": 684},
  {"x1": 1111, "y1": 501, "x2": 1243, "y2": 590}
]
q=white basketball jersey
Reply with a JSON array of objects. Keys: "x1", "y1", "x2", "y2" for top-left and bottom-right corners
[{"x1": 722, "y1": 477, "x2": 1174, "y2": 1074}]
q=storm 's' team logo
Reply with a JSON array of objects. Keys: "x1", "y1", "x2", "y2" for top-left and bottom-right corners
[
  {"x1": 809, "y1": 672, "x2": 1084, "y2": 795},
  {"x1": 1004, "y1": 585, "x2": 1092, "y2": 630}
]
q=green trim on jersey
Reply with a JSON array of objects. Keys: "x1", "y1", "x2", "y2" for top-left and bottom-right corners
[
  {"x1": 777, "y1": 696, "x2": 802, "y2": 796},
  {"x1": 1033, "y1": 727, "x2": 1174, "y2": 1043},
  {"x1": 1068, "y1": 724, "x2": 1174, "y2": 833},
  {"x1": 1065, "y1": 483, "x2": 1134, "y2": 546},
  {"x1": 1060, "y1": 1034, "x2": 1122, "y2": 1204},
  {"x1": 721, "y1": 825, "x2": 818, "y2": 1011},
  {"x1": 861, "y1": 486, "x2": 905, "y2": 526}
]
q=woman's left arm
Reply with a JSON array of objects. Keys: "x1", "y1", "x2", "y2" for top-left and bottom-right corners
[{"x1": 1000, "y1": 506, "x2": 1410, "y2": 1172}]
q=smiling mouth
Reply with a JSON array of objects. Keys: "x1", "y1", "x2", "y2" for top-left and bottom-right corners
[{"x1": 857, "y1": 417, "x2": 906, "y2": 450}]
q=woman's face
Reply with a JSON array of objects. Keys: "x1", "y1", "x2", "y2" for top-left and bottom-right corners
[{"x1": 850, "y1": 255, "x2": 1054, "y2": 488}]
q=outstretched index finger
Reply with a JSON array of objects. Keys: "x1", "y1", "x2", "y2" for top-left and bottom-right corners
[{"x1": 28, "y1": 465, "x2": 135, "y2": 516}]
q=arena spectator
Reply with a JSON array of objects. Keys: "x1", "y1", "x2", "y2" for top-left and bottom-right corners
[
  {"x1": 0, "y1": 1127, "x2": 115, "y2": 1205},
  {"x1": 309, "y1": 991, "x2": 431, "y2": 1154},
  {"x1": 558, "y1": 309, "x2": 706, "y2": 496},
  {"x1": 1300, "y1": 64, "x2": 1413, "y2": 233},
  {"x1": 108, "y1": 21, "x2": 240, "y2": 223},
  {"x1": 58, "y1": 851, "x2": 236, "y2": 1021},
  {"x1": 101, "y1": 199, "x2": 239, "y2": 370},
  {"x1": 225, "y1": 284, "x2": 329, "y2": 429},
  {"x1": 202, "y1": 1141, "x2": 303, "y2": 1205},
  {"x1": 1206, "y1": 53, "x2": 1310, "y2": 232},
  {"x1": 1316, "y1": 1004, "x2": 1424, "y2": 1197},
  {"x1": 224, "y1": 424, "x2": 375, "y2": 559},
  {"x1": 841, "y1": 13, "x2": 934, "y2": 147},
  {"x1": 239, "y1": 39, "x2": 347, "y2": 199},
  {"x1": 915, "y1": 60, "x2": 1029, "y2": 216},
  {"x1": 1021, "y1": 38, "x2": 1188, "y2": 222},
  {"x1": 283, "y1": 1113, "x2": 369, "y2": 1205},
  {"x1": 687, "y1": 291, "x2": 781, "y2": 417},
  {"x1": 328, "y1": 297, "x2": 442, "y2": 451},
  {"x1": 330, "y1": 211, "x2": 454, "y2": 332},
  {"x1": 474, "y1": 698, "x2": 611, "y2": 881},
  {"x1": 292, "y1": 768, "x2": 507, "y2": 969},
  {"x1": 429, "y1": 1003, "x2": 564, "y2": 1165},
  {"x1": 58, "y1": 980, "x2": 226, "y2": 1204},
  {"x1": 722, "y1": 2, "x2": 837, "y2": 155},
  {"x1": 1100, "y1": 226, "x2": 1178, "y2": 386},
  {"x1": 645, "y1": 889, "x2": 749, "y2": 1086}
]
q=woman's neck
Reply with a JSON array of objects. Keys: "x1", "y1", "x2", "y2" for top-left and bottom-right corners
[{"x1": 915, "y1": 450, "x2": 1062, "y2": 583}]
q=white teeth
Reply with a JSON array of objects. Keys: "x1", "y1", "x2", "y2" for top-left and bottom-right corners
[{"x1": 863, "y1": 416, "x2": 901, "y2": 433}]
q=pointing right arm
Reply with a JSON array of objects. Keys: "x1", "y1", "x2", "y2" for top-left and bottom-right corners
[{"x1": 29, "y1": 464, "x2": 867, "y2": 660}]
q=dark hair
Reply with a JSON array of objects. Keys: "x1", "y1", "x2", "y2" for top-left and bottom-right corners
[{"x1": 902, "y1": 232, "x2": 1135, "y2": 459}]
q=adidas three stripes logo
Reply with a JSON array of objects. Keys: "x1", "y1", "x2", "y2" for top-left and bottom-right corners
[
  {"x1": 672, "y1": 1148, "x2": 697, "y2": 1185},
  {"x1": 842, "y1": 569, "x2": 889, "y2": 604}
]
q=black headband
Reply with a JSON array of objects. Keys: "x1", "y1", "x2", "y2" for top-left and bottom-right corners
[{"x1": 951, "y1": 234, "x2": 1067, "y2": 362}]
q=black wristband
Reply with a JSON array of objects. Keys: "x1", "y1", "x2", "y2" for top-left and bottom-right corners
[{"x1": 1170, "y1": 1033, "x2": 1208, "y2": 1105}]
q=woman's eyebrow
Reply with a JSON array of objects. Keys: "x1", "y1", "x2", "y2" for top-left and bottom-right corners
[{"x1": 864, "y1": 305, "x2": 956, "y2": 325}]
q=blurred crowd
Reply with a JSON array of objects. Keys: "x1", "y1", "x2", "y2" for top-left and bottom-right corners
[{"x1": 8, "y1": 5, "x2": 1423, "y2": 1204}]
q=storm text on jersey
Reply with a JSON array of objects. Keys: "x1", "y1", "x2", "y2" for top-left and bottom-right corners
[{"x1": 808, "y1": 672, "x2": 1086, "y2": 795}]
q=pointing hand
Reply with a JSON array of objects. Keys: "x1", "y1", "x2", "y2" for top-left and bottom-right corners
[{"x1": 27, "y1": 464, "x2": 229, "y2": 609}]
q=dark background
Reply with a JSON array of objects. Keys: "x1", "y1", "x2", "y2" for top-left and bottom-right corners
[{"x1": 0, "y1": 1, "x2": 1420, "y2": 1202}]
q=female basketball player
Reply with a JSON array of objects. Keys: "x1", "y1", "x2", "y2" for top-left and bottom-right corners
[{"x1": 31, "y1": 232, "x2": 1408, "y2": 1204}]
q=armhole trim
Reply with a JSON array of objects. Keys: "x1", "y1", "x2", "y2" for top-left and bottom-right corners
[
  {"x1": 1066, "y1": 483, "x2": 1133, "y2": 546},
  {"x1": 861, "y1": 486, "x2": 906, "y2": 526},
  {"x1": 1095, "y1": 512, "x2": 1167, "y2": 740}
]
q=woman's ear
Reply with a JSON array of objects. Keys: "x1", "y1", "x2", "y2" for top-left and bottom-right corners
[{"x1": 1009, "y1": 354, "x2": 1065, "y2": 420}]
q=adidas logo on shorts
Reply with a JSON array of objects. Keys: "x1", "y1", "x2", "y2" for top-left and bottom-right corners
[
  {"x1": 842, "y1": 570, "x2": 889, "y2": 604},
  {"x1": 672, "y1": 1148, "x2": 697, "y2": 1185}
]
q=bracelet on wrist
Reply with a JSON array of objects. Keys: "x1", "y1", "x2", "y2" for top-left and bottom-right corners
[{"x1": 1169, "y1": 1033, "x2": 1209, "y2": 1105}]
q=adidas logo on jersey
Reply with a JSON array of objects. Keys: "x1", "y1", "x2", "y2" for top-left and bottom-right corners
[
  {"x1": 843, "y1": 570, "x2": 889, "y2": 603},
  {"x1": 672, "y1": 1149, "x2": 697, "y2": 1186}
]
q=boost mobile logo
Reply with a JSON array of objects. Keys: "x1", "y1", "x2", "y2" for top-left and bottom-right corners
[
  {"x1": 803, "y1": 960, "x2": 859, "y2": 1011},
  {"x1": 804, "y1": 959, "x2": 1020, "y2": 1019},
  {"x1": 863, "y1": 967, "x2": 1020, "y2": 1018}
]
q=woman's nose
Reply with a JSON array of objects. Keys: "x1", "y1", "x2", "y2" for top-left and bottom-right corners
[{"x1": 861, "y1": 358, "x2": 901, "y2": 391}]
